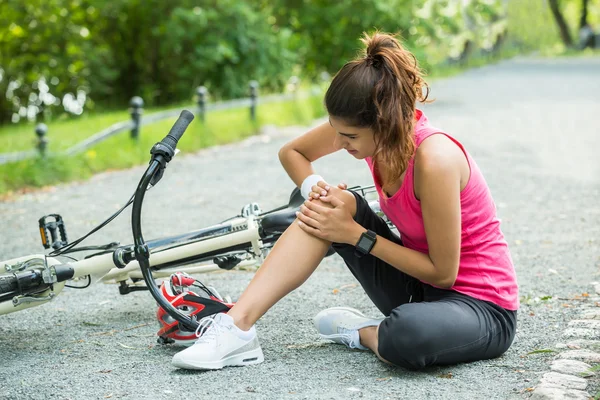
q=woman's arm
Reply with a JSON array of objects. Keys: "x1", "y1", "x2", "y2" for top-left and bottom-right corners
[
  {"x1": 347, "y1": 135, "x2": 464, "y2": 288},
  {"x1": 278, "y1": 121, "x2": 339, "y2": 187}
]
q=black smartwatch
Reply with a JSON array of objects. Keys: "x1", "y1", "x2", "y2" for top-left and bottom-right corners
[{"x1": 354, "y1": 230, "x2": 377, "y2": 258}]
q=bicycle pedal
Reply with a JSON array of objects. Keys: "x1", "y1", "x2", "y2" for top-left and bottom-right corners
[
  {"x1": 38, "y1": 214, "x2": 68, "y2": 250},
  {"x1": 213, "y1": 255, "x2": 243, "y2": 270}
]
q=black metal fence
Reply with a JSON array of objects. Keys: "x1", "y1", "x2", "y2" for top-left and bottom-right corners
[{"x1": 0, "y1": 80, "x2": 318, "y2": 165}]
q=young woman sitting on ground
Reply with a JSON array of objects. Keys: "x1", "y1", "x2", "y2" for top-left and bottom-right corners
[{"x1": 171, "y1": 31, "x2": 519, "y2": 371}]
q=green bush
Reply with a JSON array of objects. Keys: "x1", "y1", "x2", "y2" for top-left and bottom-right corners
[{"x1": 0, "y1": 0, "x2": 298, "y2": 123}]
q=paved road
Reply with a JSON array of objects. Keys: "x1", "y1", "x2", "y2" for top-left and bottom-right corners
[{"x1": 1, "y1": 56, "x2": 599, "y2": 400}]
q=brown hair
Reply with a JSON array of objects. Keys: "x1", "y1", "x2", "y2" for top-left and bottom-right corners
[{"x1": 324, "y1": 31, "x2": 430, "y2": 187}]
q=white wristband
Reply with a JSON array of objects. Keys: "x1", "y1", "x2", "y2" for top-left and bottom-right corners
[{"x1": 301, "y1": 174, "x2": 325, "y2": 199}]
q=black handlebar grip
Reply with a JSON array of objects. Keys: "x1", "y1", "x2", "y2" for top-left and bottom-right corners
[
  {"x1": 162, "y1": 110, "x2": 195, "y2": 151},
  {"x1": 0, "y1": 273, "x2": 18, "y2": 295}
]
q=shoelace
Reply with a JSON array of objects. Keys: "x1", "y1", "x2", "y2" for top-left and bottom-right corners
[
  {"x1": 337, "y1": 327, "x2": 360, "y2": 349},
  {"x1": 194, "y1": 315, "x2": 225, "y2": 344}
]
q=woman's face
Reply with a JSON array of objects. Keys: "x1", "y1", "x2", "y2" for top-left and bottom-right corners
[{"x1": 329, "y1": 116, "x2": 376, "y2": 159}]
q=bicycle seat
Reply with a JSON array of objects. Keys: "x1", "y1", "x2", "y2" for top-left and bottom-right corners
[{"x1": 260, "y1": 208, "x2": 298, "y2": 236}]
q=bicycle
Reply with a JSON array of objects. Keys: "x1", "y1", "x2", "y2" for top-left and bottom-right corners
[{"x1": 0, "y1": 110, "x2": 390, "y2": 339}]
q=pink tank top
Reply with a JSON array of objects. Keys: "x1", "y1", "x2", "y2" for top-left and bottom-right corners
[{"x1": 365, "y1": 110, "x2": 519, "y2": 310}]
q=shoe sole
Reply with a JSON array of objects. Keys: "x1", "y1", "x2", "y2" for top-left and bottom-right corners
[
  {"x1": 172, "y1": 339, "x2": 196, "y2": 347},
  {"x1": 172, "y1": 347, "x2": 264, "y2": 370},
  {"x1": 319, "y1": 333, "x2": 351, "y2": 343}
]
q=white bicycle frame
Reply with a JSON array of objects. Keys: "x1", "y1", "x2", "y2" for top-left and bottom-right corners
[{"x1": 0, "y1": 214, "x2": 266, "y2": 316}]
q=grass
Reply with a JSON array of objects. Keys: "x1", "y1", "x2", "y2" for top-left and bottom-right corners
[
  {"x1": 1, "y1": 110, "x2": 134, "y2": 153},
  {"x1": 590, "y1": 364, "x2": 600, "y2": 400},
  {"x1": 0, "y1": 93, "x2": 326, "y2": 196}
]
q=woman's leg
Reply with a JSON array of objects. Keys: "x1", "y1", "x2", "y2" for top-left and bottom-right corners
[
  {"x1": 376, "y1": 288, "x2": 517, "y2": 370},
  {"x1": 228, "y1": 190, "x2": 358, "y2": 331},
  {"x1": 358, "y1": 325, "x2": 391, "y2": 364}
]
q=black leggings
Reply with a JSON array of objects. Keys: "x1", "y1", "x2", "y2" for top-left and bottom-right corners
[{"x1": 331, "y1": 191, "x2": 517, "y2": 370}]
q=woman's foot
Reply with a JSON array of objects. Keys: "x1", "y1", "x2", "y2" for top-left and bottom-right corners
[
  {"x1": 313, "y1": 307, "x2": 383, "y2": 350},
  {"x1": 171, "y1": 313, "x2": 264, "y2": 370}
]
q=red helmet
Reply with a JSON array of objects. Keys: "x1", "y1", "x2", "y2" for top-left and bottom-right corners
[{"x1": 156, "y1": 272, "x2": 233, "y2": 346}]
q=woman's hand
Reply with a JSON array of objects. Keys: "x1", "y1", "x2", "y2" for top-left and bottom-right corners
[
  {"x1": 296, "y1": 186, "x2": 360, "y2": 244},
  {"x1": 307, "y1": 181, "x2": 347, "y2": 200}
]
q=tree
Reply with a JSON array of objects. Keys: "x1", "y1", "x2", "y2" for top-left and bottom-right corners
[
  {"x1": 547, "y1": 0, "x2": 597, "y2": 48},
  {"x1": 548, "y1": 0, "x2": 574, "y2": 47}
]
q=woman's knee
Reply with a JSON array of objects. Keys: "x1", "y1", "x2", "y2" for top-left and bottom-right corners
[
  {"x1": 316, "y1": 189, "x2": 357, "y2": 216},
  {"x1": 339, "y1": 189, "x2": 358, "y2": 217},
  {"x1": 307, "y1": 188, "x2": 356, "y2": 216}
]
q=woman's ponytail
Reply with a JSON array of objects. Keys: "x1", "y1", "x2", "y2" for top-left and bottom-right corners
[{"x1": 325, "y1": 31, "x2": 430, "y2": 186}]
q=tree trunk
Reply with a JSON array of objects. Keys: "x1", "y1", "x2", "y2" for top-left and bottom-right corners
[
  {"x1": 0, "y1": 87, "x2": 12, "y2": 125},
  {"x1": 580, "y1": 0, "x2": 589, "y2": 29},
  {"x1": 548, "y1": 0, "x2": 573, "y2": 47}
]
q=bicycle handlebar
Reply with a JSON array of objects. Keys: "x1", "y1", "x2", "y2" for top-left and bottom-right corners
[
  {"x1": 135, "y1": 110, "x2": 200, "y2": 332},
  {"x1": 161, "y1": 110, "x2": 194, "y2": 152},
  {"x1": 0, "y1": 274, "x2": 18, "y2": 297},
  {"x1": 149, "y1": 110, "x2": 195, "y2": 186}
]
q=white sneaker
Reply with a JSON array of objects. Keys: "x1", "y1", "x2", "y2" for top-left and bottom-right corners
[
  {"x1": 313, "y1": 307, "x2": 383, "y2": 350},
  {"x1": 171, "y1": 313, "x2": 264, "y2": 370}
]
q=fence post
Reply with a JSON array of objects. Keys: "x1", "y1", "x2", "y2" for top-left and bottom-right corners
[
  {"x1": 196, "y1": 86, "x2": 207, "y2": 122},
  {"x1": 35, "y1": 123, "x2": 48, "y2": 158},
  {"x1": 129, "y1": 96, "x2": 144, "y2": 140},
  {"x1": 249, "y1": 80, "x2": 259, "y2": 121}
]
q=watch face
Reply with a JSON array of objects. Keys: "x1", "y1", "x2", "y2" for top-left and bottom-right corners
[{"x1": 358, "y1": 236, "x2": 373, "y2": 249}]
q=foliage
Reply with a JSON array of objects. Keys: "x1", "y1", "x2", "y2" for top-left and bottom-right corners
[
  {"x1": 158, "y1": 1, "x2": 296, "y2": 100},
  {"x1": 0, "y1": 0, "x2": 94, "y2": 124},
  {"x1": 411, "y1": 0, "x2": 507, "y2": 66},
  {"x1": 85, "y1": 0, "x2": 296, "y2": 104},
  {"x1": 264, "y1": 0, "x2": 416, "y2": 78},
  {"x1": 0, "y1": 0, "x2": 296, "y2": 123},
  {"x1": 506, "y1": 0, "x2": 559, "y2": 52}
]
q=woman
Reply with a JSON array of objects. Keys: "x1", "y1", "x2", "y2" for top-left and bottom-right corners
[{"x1": 171, "y1": 32, "x2": 519, "y2": 371}]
